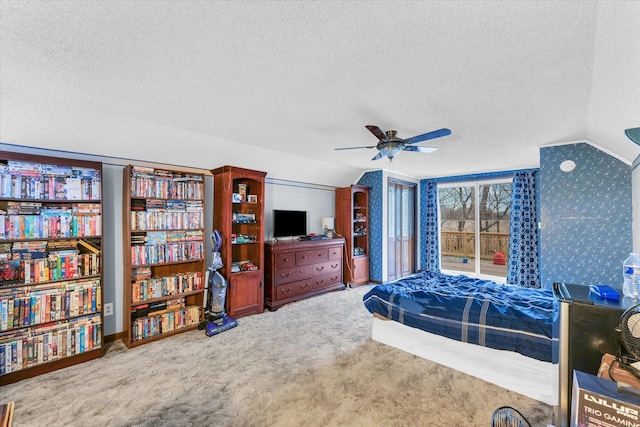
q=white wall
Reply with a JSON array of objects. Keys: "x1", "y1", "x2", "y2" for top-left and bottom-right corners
[
  {"x1": 264, "y1": 178, "x2": 336, "y2": 240},
  {"x1": 101, "y1": 164, "x2": 124, "y2": 336}
]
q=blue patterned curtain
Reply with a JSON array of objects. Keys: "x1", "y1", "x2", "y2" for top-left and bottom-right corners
[
  {"x1": 422, "y1": 179, "x2": 440, "y2": 272},
  {"x1": 507, "y1": 171, "x2": 540, "y2": 288}
]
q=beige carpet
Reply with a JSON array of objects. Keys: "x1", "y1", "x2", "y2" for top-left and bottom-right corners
[{"x1": 0, "y1": 285, "x2": 554, "y2": 426}]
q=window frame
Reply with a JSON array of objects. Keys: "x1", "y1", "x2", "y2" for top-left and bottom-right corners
[{"x1": 437, "y1": 177, "x2": 512, "y2": 283}]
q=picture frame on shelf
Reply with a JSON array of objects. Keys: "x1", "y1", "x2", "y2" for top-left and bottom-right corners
[
  {"x1": 232, "y1": 193, "x2": 244, "y2": 203},
  {"x1": 247, "y1": 195, "x2": 257, "y2": 203},
  {"x1": 238, "y1": 183, "x2": 247, "y2": 198}
]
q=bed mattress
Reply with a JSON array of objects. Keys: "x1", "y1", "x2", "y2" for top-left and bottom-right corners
[
  {"x1": 370, "y1": 316, "x2": 558, "y2": 405},
  {"x1": 362, "y1": 271, "x2": 558, "y2": 363}
]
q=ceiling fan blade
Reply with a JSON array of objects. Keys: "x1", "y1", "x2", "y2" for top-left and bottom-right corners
[
  {"x1": 365, "y1": 125, "x2": 388, "y2": 141},
  {"x1": 334, "y1": 145, "x2": 376, "y2": 150},
  {"x1": 371, "y1": 152, "x2": 385, "y2": 161},
  {"x1": 403, "y1": 146, "x2": 437, "y2": 153},
  {"x1": 404, "y1": 128, "x2": 451, "y2": 144}
]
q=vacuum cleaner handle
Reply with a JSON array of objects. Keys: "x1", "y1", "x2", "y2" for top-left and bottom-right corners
[{"x1": 212, "y1": 230, "x2": 222, "y2": 252}]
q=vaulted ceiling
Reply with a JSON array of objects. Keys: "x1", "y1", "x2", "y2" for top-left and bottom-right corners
[{"x1": 1, "y1": 1, "x2": 638, "y2": 186}]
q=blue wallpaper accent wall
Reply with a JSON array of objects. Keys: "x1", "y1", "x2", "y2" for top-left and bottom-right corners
[
  {"x1": 539, "y1": 143, "x2": 633, "y2": 289},
  {"x1": 419, "y1": 180, "x2": 429, "y2": 271},
  {"x1": 358, "y1": 171, "x2": 383, "y2": 282}
]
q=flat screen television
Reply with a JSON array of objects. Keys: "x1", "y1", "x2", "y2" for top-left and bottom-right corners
[{"x1": 273, "y1": 209, "x2": 307, "y2": 238}]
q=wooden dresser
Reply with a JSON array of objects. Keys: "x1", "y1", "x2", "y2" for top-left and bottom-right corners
[{"x1": 264, "y1": 238, "x2": 346, "y2": 310}]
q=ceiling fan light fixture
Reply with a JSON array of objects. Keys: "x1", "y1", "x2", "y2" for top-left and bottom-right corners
[
  {"x1": 625, "y1": 127, "x2": 640, "y2": 145},
  {"x1": 336, "y1": 125, "x2": 451, "y2": 161}
]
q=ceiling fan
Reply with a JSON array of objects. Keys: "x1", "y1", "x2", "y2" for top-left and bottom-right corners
[{"x1": 336, "y1": 125, "x2": 452, "y2": 160}]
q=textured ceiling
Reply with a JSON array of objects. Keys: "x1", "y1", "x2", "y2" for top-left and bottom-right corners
[{"x1": 1, "y1": 1, "x2": 638, "y2": 185}]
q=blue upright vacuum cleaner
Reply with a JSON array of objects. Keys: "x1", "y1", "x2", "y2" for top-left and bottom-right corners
[{"x1": 198, "y1": 230, "x2": 238, "y2": 336}]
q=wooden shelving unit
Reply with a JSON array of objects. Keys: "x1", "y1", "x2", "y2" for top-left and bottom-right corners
[
  {"x1": 0, "y1": 152, "x2": 104, "y2": 385},
  {"x1": 122, "y1": 165, "x2": 205, "y2": 348},
  {"x1": 211, "y1": 166, "x2": 266, "y2": 318},
  {"x1": 335, "y1": 185, "x2": 370, "y2": 286}
]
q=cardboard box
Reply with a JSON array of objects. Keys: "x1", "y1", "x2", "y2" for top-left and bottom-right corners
[{"x1": 571, "y1": 370, "x2": 640, "y2": 426}]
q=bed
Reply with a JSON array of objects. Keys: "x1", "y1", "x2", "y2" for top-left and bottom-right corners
[{"x1": 363, "y1": 271, "x2": 559, "y2": 405}]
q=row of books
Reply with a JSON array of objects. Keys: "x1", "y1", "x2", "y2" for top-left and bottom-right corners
[
  {"x1": 131, "y1": 166, "x2": 203, "y2": 181},
  {"x1": 131, "y1": 297, "x2": 183, "y2": 320},
  {"x1": 0, "y1": 213, "x2": 101, "y2": 240},
  {"x1": 130, "y1": 242, "x2": 204, "y2": 266},
  {"x1": 0, "y1": 279, "x2": 101, "y2": 331},
  {"x1": 0, "y1": 173, "x2": 101, "y2": 201},
  {"x1": 0, "y1": 238, "x2": 98, "y2": 254},
  {"x1": 131, "y1": 230, "x2": 204, "y2": 245},
  {"x1": 0, "y1": 253, "x2": 100, "y2": 286},
  {"x1": 130, "y1": 211, "x2": 203, "y2": 231},
  {"x1": 0, "y1": 314, "x2": 102, "y2": 375},
  {"x1": 4, "y1": 201, "x2": 101, "y2": 215},
  {"x1": 131, "y1": 305, "x2": 200, "y2": 342},
  {"x1": 130, "y1": 177, "x2": 204, "y2": 200},
  {"x1": 0, "y1": 160, "x2": 100, "y2": 179},
  {"x1": 131, "y1": 199, "x2": 203, "y2": 212},
  {"x1": 131, "y1": 271, "x2": 203, "y2": 303}
]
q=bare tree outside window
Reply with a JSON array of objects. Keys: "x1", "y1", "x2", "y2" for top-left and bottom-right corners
[{"x1": 439, "y1": 182, "x2": 511, "y2": 278}]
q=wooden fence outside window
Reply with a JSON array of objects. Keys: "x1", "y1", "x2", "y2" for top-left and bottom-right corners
[{"x1": 440, "y1": 231, "x2": 509, "y2": 260}]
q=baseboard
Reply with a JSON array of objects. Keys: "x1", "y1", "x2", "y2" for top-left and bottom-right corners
[{"x1": 105, "y1": 332, "x2": 127, "y2": 344}]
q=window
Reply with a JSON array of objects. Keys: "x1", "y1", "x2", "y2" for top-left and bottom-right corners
[{"x1": 438, "y1": 179, "x2": 511, "y2": 279}]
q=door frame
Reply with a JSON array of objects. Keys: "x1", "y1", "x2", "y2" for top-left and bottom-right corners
[{"x1": 387, "y1": 178, "x2": 417, "y2": 281}]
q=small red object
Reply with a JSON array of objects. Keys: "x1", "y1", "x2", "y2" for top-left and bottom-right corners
[{"x1": 493, "y1": 251, "x2": 506, "y2": 265}]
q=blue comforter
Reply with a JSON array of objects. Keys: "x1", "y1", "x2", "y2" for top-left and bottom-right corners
[{"x1": 363, "y1": 271, "x2": 558, "y2": 362}]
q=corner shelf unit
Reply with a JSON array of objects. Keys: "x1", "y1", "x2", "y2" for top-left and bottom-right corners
[
  {"x1": 211, "y1": 166, "x2": 266, "y2": 318},
  {"x1": 122, "y1": 165, "x2": 206, "y2": 348},
  {"x1": 335, "y1": 185, "x2": 370, "y2": 286},
  {"x1": 0, "y1": 152, "x2": 104, "y2": 385}
]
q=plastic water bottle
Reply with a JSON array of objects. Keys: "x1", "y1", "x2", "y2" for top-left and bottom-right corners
[{"x1": 623, "y1": 253, "x2": 640, "y2": 298}]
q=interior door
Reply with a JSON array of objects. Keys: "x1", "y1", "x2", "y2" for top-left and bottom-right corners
[{"x1": 388, "y1": 180, "x2": 416, "y2": 281}]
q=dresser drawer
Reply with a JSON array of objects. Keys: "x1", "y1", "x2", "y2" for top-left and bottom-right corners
[
  {"x1": 296, "y1": 248, "x2": 328, "y2": 266},
  {"x1": 312, "y1": 272, "x2": 342, "y2": 290},
  {"x1": 328, "y1": 245, "x2": 342, "y2": 260},
  {"x1": 275, "y1": 252, "x2": 296, "y2": 269},
  {"x1": 311, "y1": 260, "x2": 341, "y2": 277},
  {"x1": 275, "y1": 278, "x2": 314, "y2": 301},
  {"x1": 275, "y1": 265, "x2": 313, "y2": 285}
]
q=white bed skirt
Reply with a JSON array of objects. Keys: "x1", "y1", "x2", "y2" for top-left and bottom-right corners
[{"x1": 370, "y1": 316, "x2": 558, "y2": 406}]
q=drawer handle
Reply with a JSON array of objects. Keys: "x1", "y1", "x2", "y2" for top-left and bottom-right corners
[
  {"x1": 281, "y1": 287, "x2": 292, "y2": 294},
  {"x1": 300, "y1": 283, "x2": 310, "y2": 290},
  {"x1": 316, "y1": 266, "x2": 325, "y2": 272},
  {"x1": 316, "y1": 279, "x2": 324, "y2": 285},
  {"x1": 317, "y1": 253, "x2": 323, "y2": 257},
  {"x1": 331, "y1": 263, "x2": 338, "y2": 268},
  {"x1": 280, "y1": 272, "x2": 292, "y2": 279}
]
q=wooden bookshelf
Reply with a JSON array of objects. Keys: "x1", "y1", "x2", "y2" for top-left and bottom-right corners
[
  {"x1": 211, "y1": 166, "x2": 266, "y2": 318},
  {"x1": 0, "y1": 152, "x2": 104, "y2": 385},
  {"x1": 122, "y1": 165, "x2": 206, "y2": 348},
  {"x1": 335, "y1": 185, "x2": 370, "y2": 286}
]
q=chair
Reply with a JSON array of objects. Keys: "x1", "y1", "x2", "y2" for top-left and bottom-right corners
[{"x1": 491, "y1": 406, "x2": 531, "y2": 427}]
